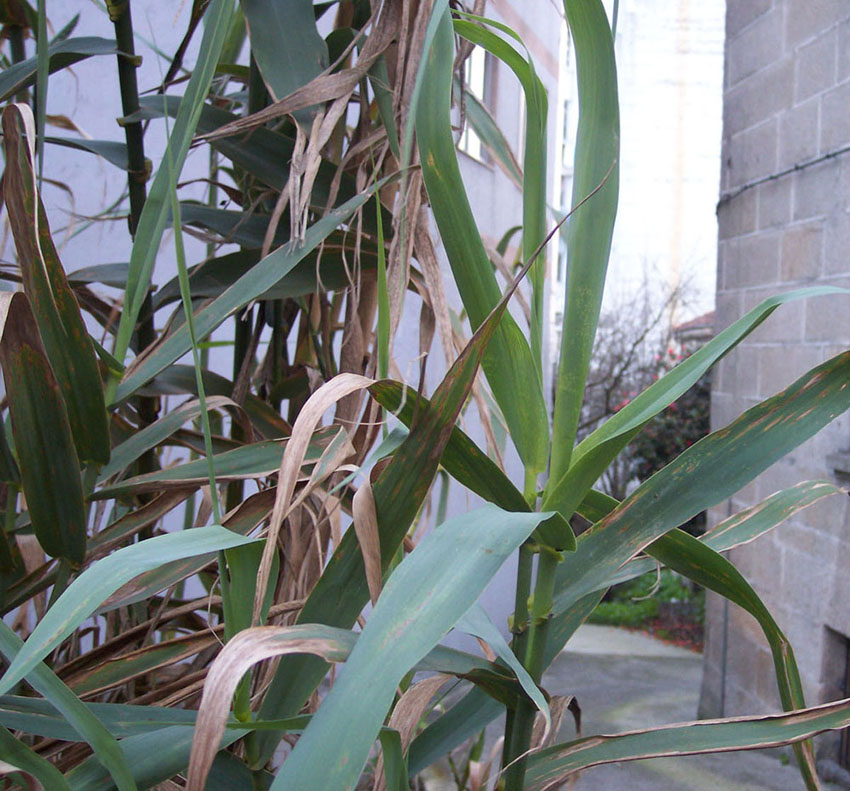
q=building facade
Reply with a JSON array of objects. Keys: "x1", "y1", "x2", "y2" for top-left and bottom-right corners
[{"x1": 700, "y1": 0, "x2": 850, "y2": 767}]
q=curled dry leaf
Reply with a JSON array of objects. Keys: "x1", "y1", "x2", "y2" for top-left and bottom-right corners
[
  {"x1": 253, "y1": 373, "x2": 374, "y2": 624},
  {"x1": 373, "y1": 674, "x2": 450, "y2": 791},
  {"x1": 531, "y1": 695, "x2": 582, "y2": 752},
  {"x1": 186, "y1": 624, "x2": 353, "y2": 791},
  {"x1": 352, "y1": 481, "x2": 383, "y2": 606}
]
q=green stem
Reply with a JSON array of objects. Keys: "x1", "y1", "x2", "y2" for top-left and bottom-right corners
[
  {"x1": 0, "y1": 489, "x2": 18, "y2": 571},
  {"x1": 109, "y1": 0, "x2": 158, "y2": 469},
  {"x1": 503, "y1": 548, "x2": 560, "y2": 791},
  {"x1": 8, "y1": 26, "x2": 28, "y2": 103},
  {"x1": 502, "y1": 541, "x2": 534, "y2": 770}
]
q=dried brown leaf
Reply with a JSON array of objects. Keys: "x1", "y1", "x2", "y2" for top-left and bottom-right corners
[
  {"x1": 253, "y1": 373, "x2": 374, "y2": 624},
  {"x1": 373, "y1": 673, "x2": 450, "y2": 791},
  {"x1": 186, "y1": 625, "x2": 351, "y2": 791},
  {"x1": 352, "y1": 482, "x2": 382, "y2": 606}
]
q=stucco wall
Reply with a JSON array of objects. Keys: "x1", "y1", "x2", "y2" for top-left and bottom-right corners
[{"x1": 700, "y1": 0, "x2": 850, "y2": 763}]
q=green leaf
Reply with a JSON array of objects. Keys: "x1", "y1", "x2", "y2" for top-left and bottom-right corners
[
  {"x1": 242, "y1": 0, "x2": 328, "y2": 108},
  {"x1": 0, "y1": 696, "x2": 197, "y2": 741},
  {"x1": 98, "y1": 396, "x2": 239, "y2": 482},
  {"x1": 407, "y1": 687, "x2": 502, "y2": 776},
  {"x1": 2, "y1": 104, "x2": 110, "y2": 464},
  {"x1": 0, "y1": 525, "x2": 259, "y2": 695},
  {"x1": 135, "y1": 96, "x2": 388, "y2": 234},
  {"x1": 549, "y1": 0, "x2": 619, "y2": 484},
  {"x1": 0, "y1": 723, "x2": 71, "y2": 790},
  {"x1": 544, "y1": 287, "x2": 850, "y2": 519},
  {"x1": 595, "y1": 480, "x2": 847, "y2": 591},
  {"x1": 68, "y1": 263, "x2": 131, "y2": 288},
  {"x1": 378, "y1": 729, "x2": 408, "y2": 791},
  {"x1": 94, "y1": 428, "x2": 336, "y2": 499},
  {"x1": 647, "y1": 529, "x2": 818, "y2": 788},
  {"x1": 45, "y1": 136, "x2": 129, "y2": 169},
  {"x1": 458, "y1": 603, "x2": 548, "y2": 728},
  {"x1": 415, "y1": 7, "x2": 549, "y2": 474},
  {"x1": 68, "y1": 724, "x2": 246, "y2": 791},
  {"x1": 114, "y1": 184, "x2": 385, "y2": 404},
  {"x1": 453, "y1": 78, "x2": 521, "y2": 186},
  {"x1": 271, "y1": 506, "x2": 564, "y2": 789},
  {"x1": 255, "y1": 238, "x2": 570, "y2": 760},
  {"x1": 369, "y1": 379, "x2": 529, "y2": 513},
  {"x1": 523, "y1": 698, "x2": 850, "y2": 790},
  {"x1": 0, "y1": 621, "x2": 138, "y2": 791},
  {"x1": 0, "y1": 36, "x2": 118, "y2": 102},
  {"x1": 551, "y1": 349, "x2": 850, "y2": 622},
  {"x1": 151, "y1": 236, "x2": 380, "y2": 309},
  {"x1": 112, "y1": 0, "x2": 237, "y2": 366},
  {"x1": 136, "y1": 364, "x2": 288, "y2": 440},
  {"x1": 453, "y1": 14, "x2": 549, "y2": 374},
  {"x1": 0, "y1": 292, "x2": 86, "y2": 563}
]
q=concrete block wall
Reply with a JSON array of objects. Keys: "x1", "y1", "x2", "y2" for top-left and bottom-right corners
[{"x1": 700, "y1": 1, "x2": 850, "y2": 759}]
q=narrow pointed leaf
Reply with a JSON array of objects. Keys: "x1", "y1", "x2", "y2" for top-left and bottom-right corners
[
  {"x1": 0, "y1": 622, "x2": 138, "y2": 791},
  {"x1": 454, "y1": 78, "x2": 521, "y2": 186},
  {"x1": 551, "y1": 350, "x2": 850, "y2": 624},
  {"x1": 524, "y1": 698, "x2": 850, "y2": 790},
  {"x1": 113, "y1": 0, "x2": 237, "y2": 365},
  {"x1": 416, "y1": 7, "x2": 548, "y2": 473},
  {"x1": 241, "y1": 0, "x2": 328, "y2": 104},
  {"x1": 45, "y1": 136, "x2": 128, "y2": 169},
  {"x1": 256, "y1": 245, "x2": 571, "y2": 760},
  {"x1": 0, "y1": 724, "x2": 71, "y2": 790},
  {"x1": 454, "y1": 15, "x2": 549, "y2": 372},
  {"x1": 0, "y1": 36, "x2": 118, "y2": 102},
  {"x1": 369, "y1": 379, "x2": 529, "y2": 513},
  {"x1": 545, "y1": 287, "x2": 849, "y2": 518},
  {"x1": 647, "y1": 529, "x2": 817, "y2": 788},
  {"x1": 458, "y1": 603, "x2": 549, "y2": 731},
  {"x1": 0, "y1": 526, "x2": 259, "y2": 695},
  {"x1": 2, "y1": 104, "x2": 109, "y2": 463},
  {"x1": 0, "y1": 292, "x2": 86, "y2": 563},
  {"x1": 549, "y1": 0, "x2": 619, "y2": 483}
]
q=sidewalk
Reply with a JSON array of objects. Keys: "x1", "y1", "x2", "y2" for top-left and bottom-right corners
[{"x1": 544, "y1": 625, "x2": 846, "y2": 790}]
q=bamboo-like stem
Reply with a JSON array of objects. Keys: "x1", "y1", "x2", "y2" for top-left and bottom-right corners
[
  {"x1": 503, "y1": 548, "x2": 560, "y2": 791},
  {"x1": 108, "y1": 0, "x2": 158, "y2": 461},
  {"x1": 501, "y1": 541, "x2": 534, "y2": 769},
  {"x1": 8, "y1": 26, "x2": 28, "y2": 103}
]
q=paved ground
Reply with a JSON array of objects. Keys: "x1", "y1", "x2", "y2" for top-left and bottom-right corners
[
  {"x1": 544, "y1": 625, "x2": 846, "y2": 791},
  {"x1": 423, "y1": 625, "x2": 848, "y2": 790}
]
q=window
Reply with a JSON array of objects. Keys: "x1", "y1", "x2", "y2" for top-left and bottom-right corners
[{"x1": 458, "y1": 45, "x2": 496, "y2": 161}]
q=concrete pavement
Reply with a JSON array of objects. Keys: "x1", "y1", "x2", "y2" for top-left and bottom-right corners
[
  {"x1": 544, "y1": 625, "x2": 846, "y2": 790},
  {"x1": 423, "y1": 625, "x2": 848, "y2": 790}
]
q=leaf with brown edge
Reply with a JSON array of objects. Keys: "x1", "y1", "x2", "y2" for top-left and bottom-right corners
[
  {"x1": 1, "y1": 103, "x2": 109, "y2": 464},
  {"x1": 524, "y1": 698, "x2": 850, "y2": 791},
  {"x1": 551, "y1": 350, "x2": 850, "y2": 622},
  {"x1": 0, "y1": 291, "x2": 86, "y2": 564}
]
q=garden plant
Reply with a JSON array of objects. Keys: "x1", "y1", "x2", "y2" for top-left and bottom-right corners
[{"x1": 2, "y1": 1, "x2": 850, "y2": 790}]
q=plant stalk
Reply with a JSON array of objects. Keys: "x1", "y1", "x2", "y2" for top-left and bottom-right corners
[
  {"x1": 502, "y1": 547, "x2": 560, "y2": 791},
  {"x1": 108, "y1": 0, "x2": 158, "y2": 476},
  {"x1": 8, "y1": 26, "x2": 28, "y2": 103},
  {"x1": 502, "y1": 541, "x2": 534, "y2": 768}
]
